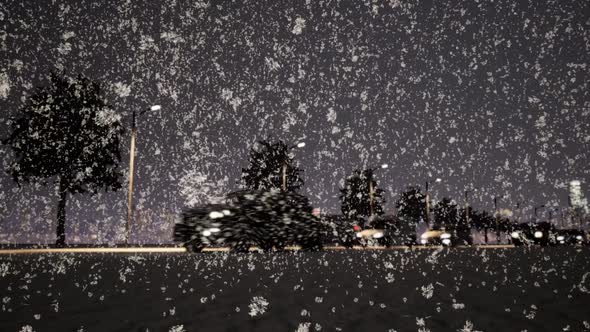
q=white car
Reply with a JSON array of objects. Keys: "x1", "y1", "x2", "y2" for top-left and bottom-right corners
[
  {"x1": 355, "y1": 229, "x2": 387, "y2": 246},
  {"x1": 419, "y1": 229, "x2": 456, "y2": 246}
]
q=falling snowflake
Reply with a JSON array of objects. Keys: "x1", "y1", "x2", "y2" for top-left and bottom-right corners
[
  {"x1": 421, "y1": 283, "x2": 434, "y2": 299},
  {"x1": 457, "y1": 321, "x2": 482, "y2": 332},
  {"x1": 168, "y1": 325, "x2": 186, "y2": 332},
  {"x1": 292, "y1": 17, "x2": 306, "y2": 35},
  {"x1": 295, "y1": 322, "x2": 311, "y2": 332},
  {"x1": 113, "y1": 82, "x2": 131, "y2": 98},
  {"x1": 248, "y1": 296, "x2": 269, "y2": 317},
  {"x1": 0, "y1": 72, "x2": 10, "y2": 99}
]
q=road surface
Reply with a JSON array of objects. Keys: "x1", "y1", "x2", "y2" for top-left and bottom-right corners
[{"x1": 0, "y1": 244, "x2": 516, "y2": 254}]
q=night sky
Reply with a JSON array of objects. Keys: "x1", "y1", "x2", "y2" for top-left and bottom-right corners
[{"x1": 0, "y1": 0, "x2": 589, "y2": 243}]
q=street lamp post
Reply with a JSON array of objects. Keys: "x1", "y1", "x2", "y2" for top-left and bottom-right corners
[
  {"x1": 547, "y1": 207, "x2": 559, "y2": 224},
  {"x1": 515, "y1": 201, "x2": 524, "y2": 224},
  {"x1": 282, "y1": 141, "x2": 305, "y2": 192},
  {"x1": 126, "y1": 105, "x2": 161, "y2": 244},
  {"x1": 464, "y1": 189, "x2": 477, "y2": 235},
  {"x1": 425, "y1": 178, "x2": 442, "y2": 228},
  {"x1": 493, "y1": 195, "x2": 505, "y2": 244},
  {"x1": 534, "y1": 204, "x2": 546, "y2": 223},
  {"x1": 368, "y1": 164, "x2": 388, "y2": 218},
  {"x1": 559, "y1": 209, "x2": 565, "y2": 228}
]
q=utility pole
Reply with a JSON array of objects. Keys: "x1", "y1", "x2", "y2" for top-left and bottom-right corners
[
  {"x1": 126, "y1": 105, "x2": 161, "y2": 244},
  {"x1": 493, "y1": 196, "x2": 502, "y2": 244},
  {"x1": 281, "y1": 160, "x2": 287, "y2": 192},
  {"x1": 425, "y1": 178, "x2": 442, "y2": 229},
  {"x1": 369, "y1": 175, "x2": 374, "y2": 217},
  {"x1": 281, "y1": 141, "x2": 305, "y2": 192},
  {"x1": 534, "y1": 204, "x2": 545, "y2": 223},
  {"x1": 425, "y1": 181, "x2": 430, "y2": 229},
  {"x1": 516, "y1": 201, "x2": 523, "y2": 224},
  {"x1": 126, "y1": 111, "x2": 137, "y2": 245},
  {"x1": 464, "y1": 189, "x2": 476, "y2": 229},
  {"x1": 464, "y1": 189, "x2": 477, "y2": 240},
  {"x1": 368, "y1": 164, "x2": 388, "y2": 220}
]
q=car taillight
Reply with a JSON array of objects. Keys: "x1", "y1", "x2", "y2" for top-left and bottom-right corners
[{"x1": 353, "y1": 225, "x2": 360, "y2": 232}]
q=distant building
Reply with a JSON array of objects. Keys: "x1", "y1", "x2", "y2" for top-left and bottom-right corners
[
  {"x1": 569, "y1": 180, "x2": 588, "y2": 214},
  {"x1": 569, "y1": 180, "x2": 589, "y2": 229}
]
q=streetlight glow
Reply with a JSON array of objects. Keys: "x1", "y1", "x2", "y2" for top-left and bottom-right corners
[
  {"x1": 150, "y1": 105, "x2": 161, "y2": 111},
  {"x1": 296, "y1": 142, "x2": 306, "y2": 148},
  {"x1": 381, "y1": 164, "x2": 388, "y2": 169},
  {"x1": 435, "y1": 178, "x2": 442, "y2": 183}
]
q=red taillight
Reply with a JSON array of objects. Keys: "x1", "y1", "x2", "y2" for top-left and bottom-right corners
[{"x1": 353, "y1": 225, "x2": 360, "y2": 232}]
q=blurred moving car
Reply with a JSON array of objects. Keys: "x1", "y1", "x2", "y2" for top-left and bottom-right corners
[
  {"x1": 553, "y1": 229, "x2": 588, "y2": 246},
  {"x1": 419, "y1": 229, "x2": 458, "y2": 246},
  {"x1": 510, "y1": 222, "x2": 557, "y2": 246},
  {"x1": 174, "y1": 204, "x2": 246, "y2": 252},
  {"x1": 174, "y1": 190, "x2": 323, "y2": 252}
]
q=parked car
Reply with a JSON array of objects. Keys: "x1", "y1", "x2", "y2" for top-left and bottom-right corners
[
  {"x1": 510, "y1": 222, "x2": 557, "y2": 246},
  {"x1": 553, "y1": 229, "x2": 588, "y2": 246},
  {"x1": 419, "y1": 228, "x2": 459, "y2": 246}
]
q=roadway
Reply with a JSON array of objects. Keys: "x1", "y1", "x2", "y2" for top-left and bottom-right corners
[{"x1": 0, "y1": 244, "x2": 515, "y2": 254}]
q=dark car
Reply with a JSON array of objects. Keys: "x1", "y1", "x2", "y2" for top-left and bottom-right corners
[
  {"x1": 233, "y1": 190, "x2": 323, "y2": 251},
  {"x1": 510, "y1": 222, "x2": 557, "y2": 246},
  {"x1": 174, "y1": 204, "x2": 247, "y2": 252},
  {"x1": 554, "y1": 229, "x2": 588, "y2": 246},
  {"x1": 174, "y1": 190, "x2": 324, "y2": 252},
  {"x1": 320, "y1": 215, "x2": 357, "y2": 248}
]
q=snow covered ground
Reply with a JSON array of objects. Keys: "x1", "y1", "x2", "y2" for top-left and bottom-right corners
[{"x1": 1, "y1": 248, "x2": 589, "y2": 331}]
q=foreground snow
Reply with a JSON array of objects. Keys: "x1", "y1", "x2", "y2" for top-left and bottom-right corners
[{"x1": 1, "y1": 248, "x2": 589, "y2": 331}]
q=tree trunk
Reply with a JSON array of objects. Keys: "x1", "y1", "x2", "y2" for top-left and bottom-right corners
[{"x1": 55, "y1": 178, "x2": 68, "y2": 247}]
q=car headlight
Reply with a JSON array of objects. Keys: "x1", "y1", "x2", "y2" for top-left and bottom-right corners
[
  {"x1": 441, "y1": 233, "x2": 451, "y2": 239},
  {"x1": 534, "y1": 231, "x2": 543, "y2": 238},
  {"x1": 511, "y1": 232, "x2": 520, "y2": 239},
  {"x1": 576, "y1": 235, "x2": 583, "y2": 240},
  {"x1": 556, "y1": 236, "x2": 565, "y2": 241},
  {"x1": 442, "y1": 239, "x2": 451, "y2": 245},
  {"x1": 420, "y1": 239, "x2": 427, "y2": 244},
  {"x1": 373, "y1": 232, "x2": 384, "y2": 239},
  {"x1": 209, "y1": 211, "x2": 225, "y2": 219},
  {"x1": 222, "y1": 209, "x2": 232, "y2": 216},
  {"x1": 202, "y1": 230, "x2": 212, "y2": 237},
  {"x1": 420, "y1": 233, "x2": 428, "y2": 239},
  {"x1": 356, "y1": 232, "x2": 363, "y2": 238}
]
